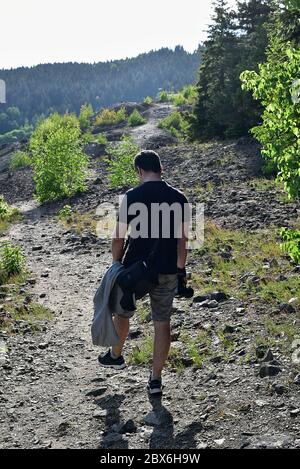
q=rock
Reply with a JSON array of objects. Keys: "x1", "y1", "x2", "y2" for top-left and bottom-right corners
[
  {"x1": 248, "y1": 433, "x2": 294, "y2": 449},
  {"x1": 262, "y1": 349, "x2": 274, "y2": 362},
  {"x1": 93, "y1": 409, "x2": 106, "y2": 419},
  {"x1": 197, "y1": 441, "x2": 208, "y2": 449},
  {"x1": 290, "y1": 409, "x2": 300, "y2": 417},
  {"x1": 255, "y1": 345, "x2": 268, "y2": 359},
  {"x1": 214, "y1": 438, "x2": 225, "y2": 446},
  {"x1": 271, "y1": 383, "x2": 286, "y2": 395},
  {"x1": 293, "y1": 374, "x2": 300, "y2": 385},
  {"x1": 119, "y1": 419, "x2": 137, "y2": 434},
  {"x1": 129, "y1": 328, "x2": 142, "y2": 339},
  {"x1": 210, "y1": 291, "x2": 229, "y2": 302},
  {"x1": 32, "y1": 246, "x2": 43, "y2": 251},
  {"x1": 279, "y1": 303, "x2": 295, "y2": 314},
  {"x1": 38, "y1": 342, "x2": 49, "y2": 350},
  {"x1": 193, "y1": 294, "x2": 210, "y2": 304},
  {"x1": 259, "y1": 363, "x2": 282, "y2": 378},
  {"x1": 223, "y1": 324, "x2": 235, "y2": 334}
]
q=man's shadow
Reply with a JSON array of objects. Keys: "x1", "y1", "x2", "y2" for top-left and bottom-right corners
[
  {"x1": 147, "y1": 395, "x2": 203, "y2": 449},
  {"x1": 95, "y1": 393, "x2": 129, "y2": 449}
]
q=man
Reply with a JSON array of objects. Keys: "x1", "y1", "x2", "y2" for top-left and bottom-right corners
[{"x1": 99, "y1": 149, "x2": 189, "y2": 396}]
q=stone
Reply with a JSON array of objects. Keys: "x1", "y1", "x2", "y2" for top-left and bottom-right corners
[
  {"x1": 259, "y1": 363, "x2": 281, "y2": 378},
  {"x1": 293, "y1": 374, "x2": 300, "y2": 385},
  {"x1": 262, "y1": 349, "x2": 274, "y2": 362},
  {"x1": 223, "y1": 324, "x2": 235, "y2": 334},
  {"x1": 271, "y1": 383, "x2": 286, "y2": 395},
  {"x1": 119, "y1": 419, "x2": 137, "y2": 434}
]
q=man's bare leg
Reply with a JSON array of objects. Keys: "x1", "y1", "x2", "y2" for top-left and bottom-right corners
[
  {"x1": 152, "y1": 320, "x2": 171, "y2": 380},
  {"x1": 111, "y1": 315, "x2": 129, "y2": 358}
]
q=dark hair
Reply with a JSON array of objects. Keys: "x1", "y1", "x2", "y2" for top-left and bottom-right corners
[{"x1": 134, "y1": 150, "x2": 162, "y2": 174}]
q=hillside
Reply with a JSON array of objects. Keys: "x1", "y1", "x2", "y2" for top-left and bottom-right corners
[
  {"x1": 0, "y1": 101, "x2": 300, "y2": 449},
  {"x1": 0, "y1": 46, "x2": 202, "y2": 137}
]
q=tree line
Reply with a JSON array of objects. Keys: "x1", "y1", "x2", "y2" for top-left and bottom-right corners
[{"x1": 0, "y1": 46, "x2": 203, "y2": 137}]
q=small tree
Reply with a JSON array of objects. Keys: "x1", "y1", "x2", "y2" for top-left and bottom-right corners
[
  {"x1": 79, "y1": 103, "x2": 93, "y2": 131},
  {"x1": 30, "y1": 113, "x2": 89, "y2": 202},
  {"x1": 105, "y1": 136, "x2": 139, "y2": 189}
]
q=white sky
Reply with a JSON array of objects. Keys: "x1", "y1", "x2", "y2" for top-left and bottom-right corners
[{"x1": 0, "y1": 0, "x2": 237, "y2": 69}]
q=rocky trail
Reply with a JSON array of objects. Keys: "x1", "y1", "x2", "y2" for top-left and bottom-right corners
[{"x1": 0, "y1": 102, "x2": 300, "y2": 449}]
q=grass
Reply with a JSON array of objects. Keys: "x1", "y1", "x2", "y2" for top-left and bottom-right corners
[
  {"x1": 0, "y1": 196, "x2": 21, "y2": 235},
  {"x1": 128, "y1": 334, "x2": 153, "y2": 365},
  {"x1": 9, "y1": 151, "x2": 32, "y2": 170},
  {"x1": 191, "y1": 219, "x2": 300, "y2": 308},
  {"x1": 187, "y1": 182, "x2": 214, "y2": 201},
  {"x1": 57, "y1": 208, "x2": 97, "y2": 235},
  {"x1": 1, "y1": 301, "x2": 53, "y2": 334}
]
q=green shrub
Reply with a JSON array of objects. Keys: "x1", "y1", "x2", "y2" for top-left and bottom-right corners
[
  {"x1": 170, "y1": 92, "x2": 187, "y2": 106},
  {"x1": 94, "y1": 133, "x2": 108, "y2": 145},
  {"x1": 0, "y1": 241, "x2": 25, "y2": 280},
  {"x1": 95, "y1": 107, "x2": 127, "y2": 126},
  {"x1": 279, "y1": 228, "x2": 300, "y2": 264},
  {"x1": 241, "y1": 46, "x2": 300, "y2": 200},
  {"x1": 0, "y1": 195, "x2": 18, "y2": 221},
  {"x1": 157, "y1": 90, "x2": 169, "y2": 102},
  {"x1": 58, "y1": 205, "x2": 73, "y2": 220},
  {"x1": 79, "y1": 103, "x2": 93, "y2": 131},
  {"x1": 158, "y1": 111, "x2": 189, "y2": 139},
  {"x1": 82, "y1": 131, "x2": 108, "y2": 146},
  {"x1": 143, "y1": 96, "x2": 153, "y2": 105},
  {"x1": 128, "y1": 109, "x2": 146, "y2": 127},
  {"x1": 10, "y1": 151, "x2": 32, "y2": 170},
  {"x1": 29, "y1": 113, "x2": 89, "y2": 203},
  {"x1": 105, "y1": 136, "x2": 139, "y2": 189}
]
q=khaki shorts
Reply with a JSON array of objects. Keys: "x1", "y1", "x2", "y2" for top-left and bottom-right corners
[{"x1": 112, "y1": 274, "x2": 177, "y2": 322}]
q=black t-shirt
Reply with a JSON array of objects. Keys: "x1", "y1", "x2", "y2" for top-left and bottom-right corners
[{"x1": 118, "y1": 180, "x2": 189, "y2": 274}]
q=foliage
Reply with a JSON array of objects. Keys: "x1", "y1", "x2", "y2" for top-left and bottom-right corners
[
  {"x1": 105, "y1": 136, "x2": 139, "y2": 189},
  {"x1": 128, "y1": 109, "x2": 146, "y2": 127},
  {"x1": 143, "y1": 96, "x2": 153, "y2": 105},
  {"x1": 95, "y1": 107, "x2": 127, "y2": 126},
  {"x1": 241, "y1": 45, "x2": 300, "y2": 199},
  {"x1": 158, "y1": 111, "x2": 189, "y2": 139},
  {"x1": 0, "y1": 195, "x2": 18, "y2": 221},
  {"x1": 29, "y1": 113, "x2": 89, "y2": 202},
  {"x1": 9, "y1": 151, "x2": 31, "y2": 170},
  {"x1": 58, "y1": 205, "x2": 73, "y2": 220},
  {"x1": 279, "y1": 227, "x2": 300, "y2": 264},
  {"x1": 169, "y1": 85, "x2": 198, "y2": 106},
  {"x1": 79, "y1": 103, "x2": 93, "y2": 131},
  {"x1": 0, "y1": 241, "x2": 25, "y2": 280},
  {"x1": 157, "y1": 90, "x2": 169, "y2": 102},
  {"x1": 190, "y1": 0, "x2": 274, "y2": 140}
]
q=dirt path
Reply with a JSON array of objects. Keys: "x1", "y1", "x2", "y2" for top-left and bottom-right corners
[{"x1": 1, "y1": 103, "x2": 300, "y2": 449}]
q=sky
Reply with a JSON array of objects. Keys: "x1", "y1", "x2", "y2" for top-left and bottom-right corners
[{"x1": 0, "y1": 0, "x2": 237, "y2": 70}]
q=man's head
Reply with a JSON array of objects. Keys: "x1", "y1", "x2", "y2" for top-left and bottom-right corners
[{"x1": 134, "y1": 150, "x2": 162, "y2": 182}]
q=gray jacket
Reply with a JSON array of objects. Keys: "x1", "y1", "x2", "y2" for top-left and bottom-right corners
[{"x1": 91, "y1": 261, "x2": 126, "y2": 347}]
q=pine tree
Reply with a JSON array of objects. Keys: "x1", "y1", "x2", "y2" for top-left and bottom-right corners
[{"x1": 190, "y1": 0, "x2": 275, "y2": 140}]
